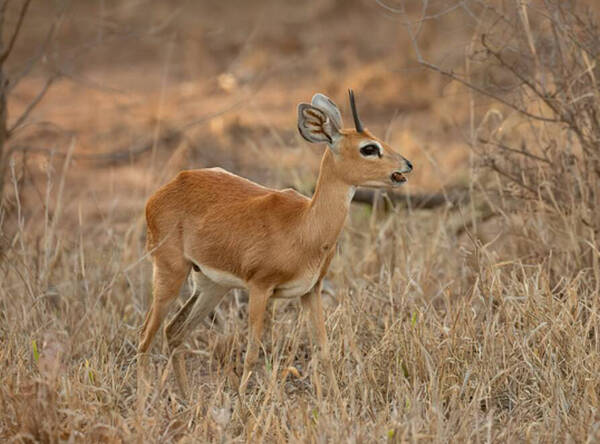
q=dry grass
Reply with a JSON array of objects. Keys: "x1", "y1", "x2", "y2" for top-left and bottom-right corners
[
  {"x1": 1, "y1": 170, "x2": 599, "y2": 442},
  {"x1": 1, "y1": 0, "x2": 600, "y2": 442}
]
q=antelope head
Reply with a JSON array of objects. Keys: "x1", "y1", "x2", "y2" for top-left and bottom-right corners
[{"x1": 298, "y1": 90, "x2": 413, "y2": 188}]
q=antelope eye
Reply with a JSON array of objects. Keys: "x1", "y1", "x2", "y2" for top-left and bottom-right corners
[{"x1": 360, "y1": 143, "x2": 381, "y2": 157}]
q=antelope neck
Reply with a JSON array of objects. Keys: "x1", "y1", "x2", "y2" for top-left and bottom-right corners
[{"x1": 306, "y1": 149, "x2": 355, "y2": 244}]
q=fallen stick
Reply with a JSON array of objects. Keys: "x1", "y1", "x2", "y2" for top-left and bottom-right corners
[{"x1": 351, "y1": 187, "x2": 469, "y2": 209}]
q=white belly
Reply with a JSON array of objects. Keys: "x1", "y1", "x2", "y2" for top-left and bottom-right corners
[
  {"x1": 194, "y1": 264, "x2": 319, "y2": 298},
  {"x1": 198, "y1": 265, "x2": 246, "y2": 289},
  {"x1": 272, "y1": 272, "x2": 320, "y2": 299}
]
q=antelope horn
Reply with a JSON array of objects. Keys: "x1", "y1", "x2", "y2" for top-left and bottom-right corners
[{"x1": 348, "y1": 89, "x2": 364, "y2": 132}]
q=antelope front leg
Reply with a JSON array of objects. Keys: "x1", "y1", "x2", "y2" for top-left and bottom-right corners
[
  {"x1": 302, "y1": 282, "x2": 342, "y2": 401},
  {"x1": 240, "y1": 285, "x2": 272, "y2": 394}
]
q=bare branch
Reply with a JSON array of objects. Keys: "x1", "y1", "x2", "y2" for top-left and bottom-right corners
[
  {"x1": 377, "y1": 0, "x2": 464, "y2": 24},
  {"x1": 375, "y1": 0, "x2": 403, "y2": 14},
  {"x1": 412, "y1": 0, "x2": 429, "y2": 41},
  {"x1": 418, "y1": 59, "x2": 561, "y2": 123},
  {"x1": 477, "y1": 138, "x2": 552, "y2": 165},
  {"x1": 0, "y1": 0, "x2": 31, "y2": 63},
  {"x1": 8, "y1": 19, "x2": 58, "y2": 91},
  {"x1": 352, "y1": 187, "x2": 469, "y2": 210},
  {"x1": 487, "y1": 160, "x2": 538, "y2": 195},
  {"x1": 398, "y1": 1, "x2": 560, "y2": 123},
  {"x1": 480, "y1": 34, "x2": 563, "y2": 118},
  {"x1": 8, "y1": 73, "x2": 59, "y2": 135}
]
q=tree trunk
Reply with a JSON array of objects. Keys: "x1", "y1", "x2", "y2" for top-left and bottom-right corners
[{"x1": 0, "y1": 4, "x2": 7, "y2": 207}]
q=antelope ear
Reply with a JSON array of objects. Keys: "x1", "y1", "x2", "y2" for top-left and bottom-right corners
[
  {"x1": 311, "y1": 93, "x2": 343, "y2": 130},
  {"x1": 297, "y1": 103, "x2": 340, "y2": 147}
]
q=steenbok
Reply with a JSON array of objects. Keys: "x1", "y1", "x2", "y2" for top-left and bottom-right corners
[{"x1": 137, "y1": 90, "x2": 413, "y2": 398}]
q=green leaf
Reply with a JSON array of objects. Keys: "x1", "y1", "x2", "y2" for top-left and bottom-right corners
[
  {"x1": 400, "y1": 360, "x2": 409, "y2": 379},
  {"x1": 32, "y1": 340, "x2": 39, "y2": 363},
  {"x1": 85, "y1": 359, "x2": 95, "y2": 384}
]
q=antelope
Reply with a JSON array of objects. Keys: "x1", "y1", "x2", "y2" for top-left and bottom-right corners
[{"x1": 137, "y1": 90, "x2": 413, "y2": 398}]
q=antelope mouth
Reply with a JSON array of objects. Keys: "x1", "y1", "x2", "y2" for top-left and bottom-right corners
[{"x1": 390, "y1": 171, "x2": 407, "y2": 185}]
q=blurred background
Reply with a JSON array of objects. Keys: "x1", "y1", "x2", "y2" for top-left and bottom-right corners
[
  {"x1": 5, "y1": 0, "x2": 478, "y2": 234},
  {"x1": 3, "y1": 1, "x2": 600, "y2": 441}
]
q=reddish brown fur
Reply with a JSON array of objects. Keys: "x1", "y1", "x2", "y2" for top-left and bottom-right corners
[
  {"x1": 137, "y1": 103, "x2": 412, "y2": 399},
  {"x1": 145, "y1": 129, "x2": 408, "y2": 290}
]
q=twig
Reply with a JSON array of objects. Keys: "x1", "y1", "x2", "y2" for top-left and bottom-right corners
[
  {"x1": 480, "y1": 34, "x2": 562, "y2": 118},
  {"x1": 478, "y1": 138, "x2": 552, "y2": 165},
  {"x1": 417, "y1": 60, "x2": 561, "y2": 123},
  {"x1": 455, "y1": 205, "x2": 498, "y2": 236},
  {"x1": 8, "y1": 73, "x2": 59, "y2": 135},
  {"x1": 0, "y1": 0, "x2": 31, "y2": 63},
  {"x1": 487, "y1": 161, "x2": 538, "y2": 196},
  {"x1": 400, "y1": 0, "x2": 562, "y2": 124},
  {"x1": 8, "y1": 7, "x2": 63, "y2": 92}
]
